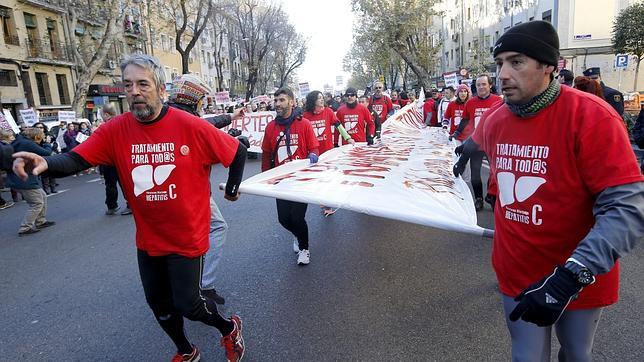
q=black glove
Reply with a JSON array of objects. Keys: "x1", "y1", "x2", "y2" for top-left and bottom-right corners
[
  {"x1": 453, "y1": 159, "x2": 467, "y2": 177},
  {"x1": 454, "y1": 144, "x2": 464, "y2": 156},
  {"x1": 367, "y1": 136, "x2": 374, "y2": 145},
  {"x1": 509, "y1": 266, "x2": 582, "y2": 327},
  {"x1": 448, "y1": 131, "x2": 459, "y2": 142},
  {"x1": 485, "y1": 194, "x2": 496, "y2": 211},
  {"x1": 236, "y1": 135, "x2": 250, "y2": 149},
  {"x1": 228, "y1": 128, "x2": 242, "y2": 137}
]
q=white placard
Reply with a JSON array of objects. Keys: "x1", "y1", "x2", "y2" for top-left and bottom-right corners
[
  {"x1": 57, "y1": 110, "x2": 77, "y2": 123},
  {"x1": 1, "y1": 109, "x2": 20, "y2": 133},
  {"x1": 19, "y1": 108, "x2": 39, "y2": 126}
]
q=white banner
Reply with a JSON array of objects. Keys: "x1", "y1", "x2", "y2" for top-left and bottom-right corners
[
  {"x1": 205, "y1": 111, "x2": 276, "y2": 153},
  {"x1": 19, "y1": 108, "x2": 39, "y2": 126},
  {"x1": 235, "y1": 103, "x2": 491, "y2": 237},
  {"x1": 1, "y1": 109, "x2": 20, "y2": 133}
]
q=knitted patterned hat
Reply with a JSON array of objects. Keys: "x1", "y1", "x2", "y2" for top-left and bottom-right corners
[{"x1": 169, "y1": 74, "x2": 212, "y2": 106}]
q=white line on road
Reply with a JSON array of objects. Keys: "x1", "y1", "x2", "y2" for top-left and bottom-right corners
[
  {"x1": 46, "y1": 189, "x2": 69, "y2": 197},
  {"x1": 87, "y1": 178, "x2": 102, "y2": 183}
]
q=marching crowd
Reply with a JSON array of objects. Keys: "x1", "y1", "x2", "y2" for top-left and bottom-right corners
[{"x1": 2, "y1": 19, "x2": 644, "y2": 362}]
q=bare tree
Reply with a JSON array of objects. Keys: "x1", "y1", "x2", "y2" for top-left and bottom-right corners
[
  {"x1": 156, "y1": 0, "x2": 215, "y2": 74},
  {"x1": 273, "y1": 23, "x2": 307, "y2": 89},
  {"x1": 233, "y1": 0, "x2": 281, "y2": 100},
  {"x1": 67, "y1": 0, "x2": 131, "y2": 115}
]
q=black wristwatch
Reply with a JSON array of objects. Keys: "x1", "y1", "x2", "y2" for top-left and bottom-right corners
[{"x1": 564, "y1": 260, "x2": 596, "y2": 287}]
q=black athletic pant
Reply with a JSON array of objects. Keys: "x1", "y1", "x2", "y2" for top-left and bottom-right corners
[
  {"x1": 137, "y1": 250, "x2": 233, "y2": 354},
  {"x1": 101, "y1": 165, "x2": 120, "y2": 210},
  {"x1": 276, "y1": 199, "x2": 309, "y2": 250},
  {"x1": 470, "y1": 151, "x2": 485, "y2": 199}
]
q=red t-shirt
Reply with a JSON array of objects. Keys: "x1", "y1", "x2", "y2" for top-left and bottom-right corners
[
  {"x1": 461, "y1": 94, "x2": 502, "y2": 139},
  {"x1": 443, "y1": 101, "x2": 466, "y2": 134},
  {"x1": 477, "y1": 86, "x2": 644, "y2": 309},
  {"x1": 335, "y1": 103, "x2": 375, "y2": 143},
  {"x1": 261, "y1": 116, "x2": 319, "y2": 169},
  {"x1": 303, "y1": 107, "x2": 337, "y2": 154},
  {"x1": 422, "y1": 99, "x2": 436, "y2": 126},
  {"x1": 369, "y1": 95, "x2": 393, "y2": 123},
  {"x1": 391, "y1": 99, "x2": 403, "y2": 112},
  {"x1": 74, "y1": 107, "x2": 239, "y2": 257}
]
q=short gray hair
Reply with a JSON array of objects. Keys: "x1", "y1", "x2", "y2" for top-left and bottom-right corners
[
  {"x1": 120, "y1": 54, "x2": 166, "y2": 91},
  {"x1": 102, "y1": 103, "x2": 117, "y2": 116}
]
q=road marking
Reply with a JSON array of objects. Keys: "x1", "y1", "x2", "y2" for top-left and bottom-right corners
[
  {"x1": 46, "y1": 189, "x2": 69, "y2": 197},
  {"x1": 87, "y1": 178, "x2": 102, "y2": 183}
]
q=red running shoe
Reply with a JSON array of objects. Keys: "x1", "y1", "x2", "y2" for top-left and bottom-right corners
[
  {"x1": 171, "y1": 345, "x2": 200, "y2": 362},
  {"x1": 220, "y1": 315, "x2": 244, "y2": 361}
]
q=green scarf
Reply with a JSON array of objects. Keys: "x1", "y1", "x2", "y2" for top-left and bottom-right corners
[{"x1": 506, "y1": 80, "x2": 561, "y2": 117}]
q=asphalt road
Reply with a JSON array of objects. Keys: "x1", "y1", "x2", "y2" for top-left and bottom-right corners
[{"x1": 0, "y1": 159, "x2": 642, "y2": 361}]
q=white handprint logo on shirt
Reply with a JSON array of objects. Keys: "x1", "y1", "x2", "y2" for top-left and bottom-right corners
[{"x1": 132, "y1": 164, "x2": 176, "y2": 196}]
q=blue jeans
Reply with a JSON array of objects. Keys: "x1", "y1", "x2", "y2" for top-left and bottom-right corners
[
  {"x1": 201, "y1": 197, "x2": 228, "y2": 290},
  {"x1": 502, "y1": 294, "x2": 602, "y2": 362}
]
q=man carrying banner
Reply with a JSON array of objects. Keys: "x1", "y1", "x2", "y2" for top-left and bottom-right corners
[
  {"x1": 450, "y1": 74, "x2": 502, "y2": 210},
  {"x1": 12, "y1": 54, "x2": 246, "y2": 362},
  {"x1": 368, "y1": 82, "x2": 393, "y2": 123},
  {"x1": 261, "y1": 87, "x2": 319, "y2": 265},
  {"x1": 336, "y1": 87, "x2": 375, "y2": 145},
  {"x1": 469, "y1": 20, "x2": 644, "y2": 360}
]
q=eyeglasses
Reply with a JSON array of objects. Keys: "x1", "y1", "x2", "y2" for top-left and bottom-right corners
[
  {"x1": 346, "y1": 93, "x2": 357, "y2": 97},
  {"x1": 375, "y1": 87, "x2": 383, "y2": 89},
  {"x1": 35, "y1": 126, "x2": 44, "y2": 129}
]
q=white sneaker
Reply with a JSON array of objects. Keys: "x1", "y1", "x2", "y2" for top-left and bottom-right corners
[
  {"x1": 293, "y1": 238, "x2": 299, "y2": 253},
  {"x1": 297, "y1": 249, "x2": 310, "y2": 265}
]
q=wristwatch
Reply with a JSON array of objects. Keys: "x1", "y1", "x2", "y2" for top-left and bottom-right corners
[{"x1": 564, "y1": 260, "x2": 596, "y2": 287}]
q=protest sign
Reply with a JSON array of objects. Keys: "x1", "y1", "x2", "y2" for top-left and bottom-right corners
[
  {"x1": 19, "y1": 108, "x2": 38, "y2": 126},
  {"x1": 58, "y1": 111, "x2": 77, "y2": 123},
  {"x1": 214, "y1": 91, "x2": 231, "y2": 104},
  {"x1": 1, "y1": 109, "x2": 20, "y2": 133}
]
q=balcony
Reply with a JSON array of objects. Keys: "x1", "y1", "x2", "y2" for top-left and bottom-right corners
[
  {"x1": 3, "y1": 35, "x2": 20, "y2": 46},
  {"x1": 18, "y1": 0, "x2": 66, "y2": 13},
  {"x1": 26, "y1": 38, "x2": 72, "y2": 63}
]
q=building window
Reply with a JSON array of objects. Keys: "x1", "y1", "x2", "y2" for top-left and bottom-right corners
[
  {"x1": 35, "y1": 72, "x2": 52, "y2": 105},
  {"x1": 56, "y1": 74, "x2": 70, "y2": 104},
  {"x1": 47, "y1": 19, "x2": 61, "y2": 57},
  {"x1": 0, "y1": 69, "x2": 18, "y2": 86},
  {"x1": 23, "y1": 13, "x2": 38, "y2": 42},
  {"x1": 542, "y1": 10, "x2": 552, "y2": 23},
  {"x1": 0, "y1": 6, "x2": 19, "y2": 45}
]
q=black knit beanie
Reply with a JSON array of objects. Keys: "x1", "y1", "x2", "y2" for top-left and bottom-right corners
[{"x1": 493, "y1": 20, "x2": 560, "y2": 66}]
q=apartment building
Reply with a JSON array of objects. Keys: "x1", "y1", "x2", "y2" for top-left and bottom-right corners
[
  {"x1": 434, "y1": 0, "x2": 643, "y2": 92},
  {"x1": 0, "y1": 0, "x2": 74, "y2": 123}
]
